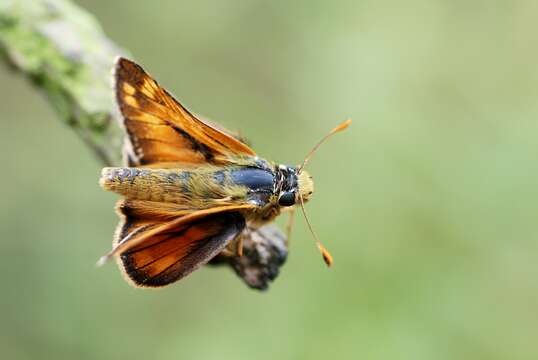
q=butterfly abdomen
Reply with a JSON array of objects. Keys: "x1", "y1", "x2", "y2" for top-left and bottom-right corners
[{"x1": 100, "y1": 167, "x2": 193, "y2": 203}]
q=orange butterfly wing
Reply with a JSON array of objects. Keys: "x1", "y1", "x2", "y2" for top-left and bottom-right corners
[
  {"x1": 114, "y1": 57, "x2": 256, "y2": 166},
  {"x1": 107, "y1": 200, "x2": 251, "y2": 287}
]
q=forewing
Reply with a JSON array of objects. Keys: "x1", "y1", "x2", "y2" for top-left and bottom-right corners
[
  {"x1": 109, "y1": 200, "x2": 247, "y2": 287},
  {"x1": 114, "y1": 58, "x2": 256, "y2": 166}
]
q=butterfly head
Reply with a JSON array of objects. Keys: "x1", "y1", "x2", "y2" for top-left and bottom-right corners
[{"x1": 276, "y1": 165, "x2": 314, "y2": 207}]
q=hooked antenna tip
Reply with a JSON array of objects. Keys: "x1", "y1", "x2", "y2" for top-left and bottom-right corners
[
  {"x1": 333, "y1": 118, "x2": 352, "y2": 133},
  {"x1": 317, "y1": 243, "x2": 333, "y2": 267}
]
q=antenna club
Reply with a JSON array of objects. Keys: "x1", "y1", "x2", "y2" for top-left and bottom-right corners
[{"x1": 317, "y1": 243, "x2": 333, "y2": 267}]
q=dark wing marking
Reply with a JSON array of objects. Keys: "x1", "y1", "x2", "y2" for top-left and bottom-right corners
[{"x1": 114, "y1": 57, "x2": 256, "y2": 166}]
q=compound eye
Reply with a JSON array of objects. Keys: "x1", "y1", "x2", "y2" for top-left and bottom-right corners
[{"x1": 278, "y1": 191, "x2": 296, "y2": 207}]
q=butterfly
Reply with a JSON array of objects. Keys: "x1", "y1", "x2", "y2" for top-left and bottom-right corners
[{"x1": 97, "y1": 57, "x2": 351, "y2": 289}]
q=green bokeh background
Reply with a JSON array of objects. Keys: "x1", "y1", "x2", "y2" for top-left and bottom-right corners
[{"x1": 2, "y1": 1, "x2": 538, "y2": 359}]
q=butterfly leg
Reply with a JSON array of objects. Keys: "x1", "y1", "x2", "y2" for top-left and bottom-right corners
[
  {"x1": 286, "y1": 207, "x2": 296, "y2": 245},
  {"x1": 221, "y1": 230, "x2": 248, "y2": 258},
  {"x1": 235, "y1": 227, "x2": 252, "y2": 257},
  {"x1": 219, "y1": 248, "x2": 235, "y2": 257},
  {"x1": 236, "y1": 232, "x2": 244, "y2": 257}
]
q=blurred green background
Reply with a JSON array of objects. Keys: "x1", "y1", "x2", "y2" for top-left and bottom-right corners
[{"x1": 2, "y1": 1, "x2": 538, "y2": 359}]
